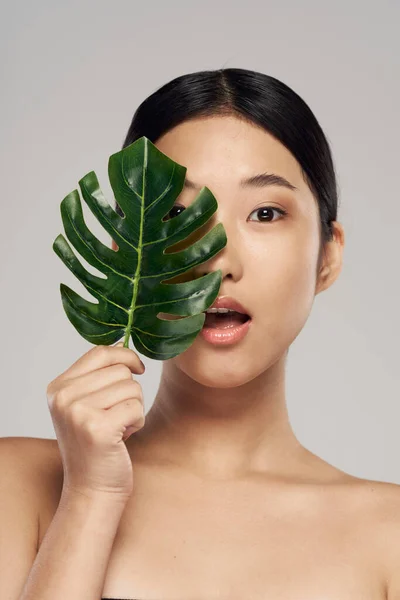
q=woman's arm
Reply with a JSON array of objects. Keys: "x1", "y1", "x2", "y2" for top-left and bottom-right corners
[
  {"x1": 21, "y1": 487, "x2": 127, "y2": 600},
  {"x1": 0, "y1": 437, "x2": 128, "y2": 600},
  {"x1": 385, "y1": 486, "x2": 400, "y2": 600}
]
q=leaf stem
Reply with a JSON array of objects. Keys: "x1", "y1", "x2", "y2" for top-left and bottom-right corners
[
  {"x1": 122, "y1": 139, "x2": 147, "y2": 350},
  {"x1": 123, "y1": 308, "x2": 134, "y2": 347}
]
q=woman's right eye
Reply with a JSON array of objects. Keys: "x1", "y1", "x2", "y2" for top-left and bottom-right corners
[{"x1": 164, "y1": 204, "x2": 186, "y2": 220}]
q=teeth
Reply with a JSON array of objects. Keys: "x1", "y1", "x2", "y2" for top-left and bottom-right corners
[{"x1": 205, "y1": 308, "x2": 237, "y2": 314}]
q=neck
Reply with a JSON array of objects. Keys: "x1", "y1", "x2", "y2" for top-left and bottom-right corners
[{"x1": 128, "y1": 353, "x2": 304, "y2": 481}]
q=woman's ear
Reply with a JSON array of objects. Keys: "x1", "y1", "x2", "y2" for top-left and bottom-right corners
[{"x1": 315, "y1": 221, "x2": 345, "y2": 295}]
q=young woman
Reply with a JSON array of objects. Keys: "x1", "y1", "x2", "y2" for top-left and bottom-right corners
[{"x1": 1, "y1": 68, "x2": 399, "y2": 600}]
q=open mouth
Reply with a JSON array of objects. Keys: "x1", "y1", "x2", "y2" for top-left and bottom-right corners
[{"x1": 203, "y1": 311, "x2": 251, "y2": 329}]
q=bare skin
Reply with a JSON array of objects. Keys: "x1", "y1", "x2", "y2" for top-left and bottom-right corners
[
  {"x1": 18, "y1": 115, "x2": 400, "y2": 599},
  {"x1": 35, "y1": 438, "x2": 397, "y2": 600}
]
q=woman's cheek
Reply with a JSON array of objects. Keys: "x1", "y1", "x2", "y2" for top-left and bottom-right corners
[{"x1": 258, "y1": 246, "x2": 318, "y2": 348}]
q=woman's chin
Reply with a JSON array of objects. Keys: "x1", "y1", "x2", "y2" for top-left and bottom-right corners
[{"x1": 175, "y1": 355, "x2": 257, "y2": 389}]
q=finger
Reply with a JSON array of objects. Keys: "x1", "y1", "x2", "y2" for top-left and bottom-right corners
[
  {"x1": 55, "y1": 363, "x2": 142, "y2": 406},
  {"x1": 71, "y1": 396, "x2": 145, "y2": 443},
  {"x1": 58, "y1": 343, "x2": 145, "y2": 383},
  {"x1": 105, "y1": 396, "x2": 146, "y2": 434},
  {"x1": 71, "y1": 378, "x2": 144, "y2": 411}
]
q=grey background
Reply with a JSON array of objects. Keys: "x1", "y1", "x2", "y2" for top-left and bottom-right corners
[{"x1": 1, "y1": 0, "x2": 399, "y2": 483}]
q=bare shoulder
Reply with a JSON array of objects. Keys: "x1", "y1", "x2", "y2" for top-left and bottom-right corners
[
  {"x1": 0, "y1": 437, "x2": 64, "y2": 597},
  {"x1": 0, "y1": 435, "x2": 58, "y2": 475},
  {"x1": 316, "y1": 455, "x2": 400, "y2": 545},
  {"x1": 301, "y1": 449, "x2": 400, "y2": 596},
  {"x1": 339, "y1": 474, "x2": 400, "y2": 599},
  {"x1": 363, "y1": 478, "x2": 400, "y2": 600},
  {"x1": 0, "y1": 435, "x2": 64, "y2": 513},
  {"x1": 0, "y1": 435, "x2": 62, "y2": 473}
]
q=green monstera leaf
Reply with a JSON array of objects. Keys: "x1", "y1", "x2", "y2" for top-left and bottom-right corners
[{"x1": 52, "y1": 136, "x2": 227, "y2": 360}]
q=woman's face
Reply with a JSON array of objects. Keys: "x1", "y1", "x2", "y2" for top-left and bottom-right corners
[{"x1": 119, "y1": 115, "x2": 337, "y2": 387}]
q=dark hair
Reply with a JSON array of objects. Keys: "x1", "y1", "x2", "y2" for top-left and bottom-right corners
[{"x1": 116, "y1": 68, "x2": 339, "y2": 268}]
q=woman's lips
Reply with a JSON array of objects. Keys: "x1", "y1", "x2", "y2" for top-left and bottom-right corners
[
  {"x1": 205, "y1": 295, "x2": 251, "y2": 316},
  {"x1": 200, "y1": 317, "x2": 252, "y2": 345}
]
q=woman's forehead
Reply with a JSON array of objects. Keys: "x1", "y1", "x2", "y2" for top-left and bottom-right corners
[{"x1": 155, "y1": 115, "x2": 305, "y2": 191}]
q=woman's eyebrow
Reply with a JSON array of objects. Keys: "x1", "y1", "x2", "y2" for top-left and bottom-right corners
[
  {"x1": 240, "y1": 172, "x2": 298, "y2": 191},
  {"x1": 184, "y1": 172, "x2": 298, "y2": 191}
]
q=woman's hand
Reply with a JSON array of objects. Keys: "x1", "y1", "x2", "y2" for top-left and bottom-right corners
[{"x1": 46, "y1": 342, "x2": 146, "y2": 500}]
